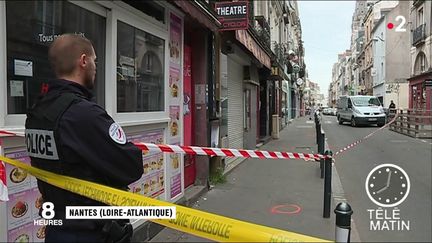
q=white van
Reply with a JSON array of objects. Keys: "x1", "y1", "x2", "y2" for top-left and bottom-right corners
[{"x1": 337, "y1": 95, "x2": 386, "y2": 127}]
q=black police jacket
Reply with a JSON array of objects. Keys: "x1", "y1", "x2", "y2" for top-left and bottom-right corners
[{"x1": 25, "y1": 79, "x2": 143, "y2": 230}]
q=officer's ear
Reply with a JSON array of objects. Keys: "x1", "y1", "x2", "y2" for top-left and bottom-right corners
[{"x1": 78, "y1": 53, "x2": 88, "y2": 68}]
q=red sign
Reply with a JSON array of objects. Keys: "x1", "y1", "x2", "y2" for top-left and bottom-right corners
[
  {"x1": 235, "y1": 30, "x2": 271, "y2": 69},
  {"x1": 215, "y1": 1, "x2": 249, "y2": 31}
]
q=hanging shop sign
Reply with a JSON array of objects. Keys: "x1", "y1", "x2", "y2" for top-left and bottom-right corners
[
  {"x1": 292, "y1": 63, "x2": 300, "y2": 73},
  {"x1": 215, "y1": 1, "x2": 249, "y2": 31}
]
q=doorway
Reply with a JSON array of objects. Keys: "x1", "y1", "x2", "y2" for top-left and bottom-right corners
[{"x1": 243, "y1": 83, "x2": 258, "y2": 149}]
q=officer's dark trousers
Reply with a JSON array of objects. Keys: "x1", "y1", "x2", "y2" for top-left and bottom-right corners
[{"x1": 45, "y1": 226, "x2": 106, "y2": 242}]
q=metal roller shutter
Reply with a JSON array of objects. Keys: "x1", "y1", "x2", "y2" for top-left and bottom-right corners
[{"x1": 227, "y1": 57, "x2": 244, "y2": 154}]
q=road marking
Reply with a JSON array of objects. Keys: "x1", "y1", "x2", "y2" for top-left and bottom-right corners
[
  {"x1": 306, "y1": 121, "x2": 314, "y2": 124},
  {"x1": 325, "y1": 121, "x2": 332, "y2": 124},
  {"x1": 294, "y1": 146, "x2": 311, "y2": 150},
  {"x1": 270, "y1": 204, "x2": 302, "y2": 215},
  {"x1": 296, "y1": 126, "x2": 313, "y2": 128},
  {"x1": 390, "y1": 140, "x2": 408, "y2": 143}
]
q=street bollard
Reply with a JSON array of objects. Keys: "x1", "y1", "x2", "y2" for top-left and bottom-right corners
[
  {"x1": 315, "y1": 114, "x2": 321, "y2": 144},
  {"x1": 323, "y1": 150, "x2": 332, "y2": 218},
  {"x1": 319, "y1": 130, "x2": 325, "y2": 179},
  {"x1": 334, "y1": 202, "x2": 353, "y2": 243}
]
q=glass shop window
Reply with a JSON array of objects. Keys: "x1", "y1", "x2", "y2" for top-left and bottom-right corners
[
  {"x1": 117, "y1": 21, "x2": 165, "y2": 112},
  {"x1": 6, "y1": 0, "x2": 106, "y2": 114}
]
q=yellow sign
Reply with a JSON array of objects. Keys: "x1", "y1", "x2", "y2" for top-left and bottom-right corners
[{"x1": 1, "y1": 155, "x2": 330, "y2": 242}]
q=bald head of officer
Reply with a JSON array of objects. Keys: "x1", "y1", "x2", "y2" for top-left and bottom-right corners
[{"x1": 48, "y1": 34, "x2": 97, "y2": 89}]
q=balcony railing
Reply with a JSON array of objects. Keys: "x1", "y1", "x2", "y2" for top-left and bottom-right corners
[
  {"x1": 272, "y1": 42, "x2": 286, "y2": 66},
  {"x1": 254, "y1": 15, "x2": 271, "y2": 50},
  {"x1": 413, "y1": 0, "x2": 424, "y2": 7},
  {"x1": 413, "y1": 24, "x2": 426, "y2": 46}
]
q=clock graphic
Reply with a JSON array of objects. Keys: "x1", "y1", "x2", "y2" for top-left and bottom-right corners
[{"x1": 365, "y1": 164, "x2": 410, "y2": 207}]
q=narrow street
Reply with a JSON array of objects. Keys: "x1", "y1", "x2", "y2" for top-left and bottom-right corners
[
  {"x1": 151, "y1": 115, "x2": 432, "y2": 242},
  {"x1": 321, "y1": 114, "x2": 432, "y2": 242},
  {"x1": 1, "y1": 1, "x2": 431, "y2": 242}
]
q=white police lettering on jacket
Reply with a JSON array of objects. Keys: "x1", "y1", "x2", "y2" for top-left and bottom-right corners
[{"x1": 25, "y1": 129, "x2": 59, "y2": 160}]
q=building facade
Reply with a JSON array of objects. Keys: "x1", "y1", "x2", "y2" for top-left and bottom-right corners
[
  {"x1": 0, "y1": 0, "x2": 309, "y2": 240},
  {"x1": 0, "y1": 0, "x2": 227, "y2": 240},
  {"x1": 409, "y1": 0, "x2": 432, "y2": 111},
  {"x1": 372, "y1": 1, "x2": 410, "y2": 108}
]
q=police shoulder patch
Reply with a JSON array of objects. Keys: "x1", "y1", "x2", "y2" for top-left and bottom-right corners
[{"x1": 109, "y1": 123, "x2": 127, "y2": 144}]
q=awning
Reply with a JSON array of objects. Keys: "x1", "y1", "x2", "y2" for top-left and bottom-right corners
[
  {"x1": 173, "y1": 0, "x2": 221, "y2": 32},
  {"x1": 407, "y1": 70, "x2": 432, "y2": 81},
  {"x1": 235, "y1": 30, "x2": 271, "y2": 69}
]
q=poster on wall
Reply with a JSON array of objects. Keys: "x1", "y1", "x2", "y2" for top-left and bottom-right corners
[
  {"x1": 169, "y1": 67, "x2": 181, "y2": 102},
  {"x1": 170, "y1": 173, "x2": 182, "y2": 199},
  {"x1": 14, "y1": 60, "x2": 33, "y2": 77},
  {"x1": 128, "y1": 129, "x2": 165, "y2": 200},
  {"x1": 169, "y1": 142, "x2": 182, "y2": 199},
  {"x1": 10, "y1": 80, "x2": 24, "y2": 97},
  {"x1": 169, "y1": 13, "x2": 182, "y2": 66},
  {"x1": 5, "y1": 151, "x2": 31, "y2": 194},
  {"x1": 168, "y1": 12, "x2": 183, "y2": 200},
  {"x1": 183, "y1": 45, "x2": 192, "y2": 146},
  {"x1": 4, "y1": 150, "x2": 44, "y2": 242},
  {"x1": 169, "y1": 106, "x2": 181, "y2": 143}
]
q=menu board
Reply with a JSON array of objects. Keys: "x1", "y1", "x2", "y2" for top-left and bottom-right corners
[
  {"x1": 3, "y1": 149, "x2": 45, "y2": 242},
  {"x1": 169, "y1": 67, "x2": 181, "y2": 103},
  {"x1": 128, "y1": 129, "x2": 165, "y2": 199},
  {"x1": 168, "y1": 12, "x2": 184, "y2": 200},
  {"x1": 169, "y1": 106, "x2": 181, "y2": 143}
]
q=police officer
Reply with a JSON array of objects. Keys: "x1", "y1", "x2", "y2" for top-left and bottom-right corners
[{"x1": 25, "y1": 34, "x2": 143, "y2": 242}]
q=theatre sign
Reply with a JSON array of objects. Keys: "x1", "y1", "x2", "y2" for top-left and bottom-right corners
[{"x1": 215, "y1": 1, "x2": 249, "y2": 31}]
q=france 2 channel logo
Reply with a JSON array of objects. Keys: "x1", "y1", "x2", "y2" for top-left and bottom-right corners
[{"x1": 387, "y1": 16, "x2": 407, "y2": 32}]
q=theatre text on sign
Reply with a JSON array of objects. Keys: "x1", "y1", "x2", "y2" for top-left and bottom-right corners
[{"x1": 216, "y1": 5, "x2": 247, "y2": 16}]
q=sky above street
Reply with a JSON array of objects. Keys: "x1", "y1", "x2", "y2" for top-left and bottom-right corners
[{"x1": 298, "y1": 0, "x2": 356, "y2": 99}]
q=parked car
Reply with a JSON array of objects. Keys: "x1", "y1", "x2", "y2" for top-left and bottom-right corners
[
  {"x1": 322, "y1": 108, "x2": 330, "y2": 115},
  {"x1": 323, "y1": 107, "x2": 337, "y2": 116},
  {"x1": 331, "y1": 108, "x2": 337, "y2": 116},
  {"x1": 337, "y1": 95, "x2": 386, "y2": 127}
]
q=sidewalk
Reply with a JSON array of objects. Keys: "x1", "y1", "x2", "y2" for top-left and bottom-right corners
[{"x1": 149, "y1": 117, "x2": 337, "y2": 242}]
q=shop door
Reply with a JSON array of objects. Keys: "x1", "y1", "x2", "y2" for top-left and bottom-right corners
[
  {"x1": 183, "y1": 45, "x2": 195, "y2": 188},
  {"x1": 291, "y1": 90, "x2": 296, "y2": 119},
  {"x1": 259, "y1": 84, "x2": 269, "y2": 138},
  {"x1": 243, "y1": 83, "x2": 258, "y2": 149}
]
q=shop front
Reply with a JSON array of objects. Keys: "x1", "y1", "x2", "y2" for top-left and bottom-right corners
[
  {"x1": 219, "y1": 28, "x2": 271, "y2": 168},
  {"x1": 408, "y1": 72, "x2": 432, "y2": 111},
  {"x1": 220, "y1": 44, "x2": 248, "y2": 167},
  {"x1": 0, "y1": 0, "x2": 187, "y2": 241},
  {"x1": 281, "y1": 80, "x2": 289, "y2": 127},
  {"x1": 173, "y1": 0, "x2": 221, "y2": 189}
]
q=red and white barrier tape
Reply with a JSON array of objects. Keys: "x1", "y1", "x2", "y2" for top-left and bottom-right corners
[
  {"x1": 333, "y1": 114, "x2": 399, "y2": 157},
  {"x1": 135, "y1": 142, "x2": 330, "y2": 160},
  {"x1": 0, "y1": 130, "x2": 24, "y2": 137},
  {"x1": 0, "y1": 114, "x2": 402, "y2": 163},
  {"x1": 0, "y1": 130, "x2": 330, "y2": 161}
]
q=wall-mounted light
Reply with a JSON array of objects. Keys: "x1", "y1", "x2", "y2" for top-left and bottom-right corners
[{"x1": 372, "y1": 36, "x2": 384, "y2": 42}]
